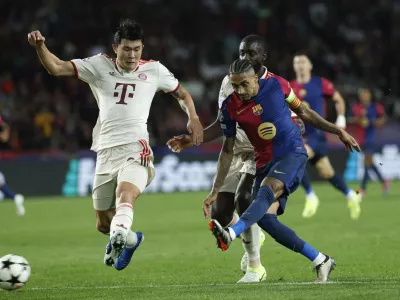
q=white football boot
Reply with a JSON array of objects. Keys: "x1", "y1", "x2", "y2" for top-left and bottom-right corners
[{"x1": 315, "y1": 255, "x2": 336, "y2": 283}]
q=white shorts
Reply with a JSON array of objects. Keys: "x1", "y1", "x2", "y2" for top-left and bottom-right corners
[
  {"x1": 219, "y1": 152, "x2": 256, "y2": 194},
  {"x1": 92, "y1": 141, "x2": 155, "y2": 211}
]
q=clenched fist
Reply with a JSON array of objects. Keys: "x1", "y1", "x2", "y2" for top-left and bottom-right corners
[{"x1": 28, "y1": 31, "x2": 45, "y2": 48}]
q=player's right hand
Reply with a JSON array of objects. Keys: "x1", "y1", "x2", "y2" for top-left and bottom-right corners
[
  {"x1": 338, "y1": 129, "x2": 361, "y2": 152},
  {"x1": 28, "y1": 31, "x2": 45, "y2": 48},
  {"x1": 166, "y1": 135, "x2": 193, "y2": 153}
]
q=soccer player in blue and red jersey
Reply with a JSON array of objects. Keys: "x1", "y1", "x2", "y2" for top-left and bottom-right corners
[
  {"x1": 291, "y1": 53, "x2": 362, "y2": 219},
  {"x1": 351, "y1": 87, "x2": 389, "y2": 196},
  {"x1": 205, "y1": 59, "x2": 360, "y2": 282},
  {"x1": 0, "y1": 116, "x2": 25, "y2": 216}
]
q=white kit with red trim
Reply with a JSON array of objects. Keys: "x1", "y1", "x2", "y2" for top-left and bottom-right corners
[{"x1": 71, "y1": 53, "x2": 179, "y2": 152}]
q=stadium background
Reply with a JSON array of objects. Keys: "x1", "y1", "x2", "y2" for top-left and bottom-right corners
[
  {"x1": 0, "y1": 0, "x2": 399, "y2": 195},
  {"x1": 2, "y1": 1, "x2": 400, "y2": 299}
]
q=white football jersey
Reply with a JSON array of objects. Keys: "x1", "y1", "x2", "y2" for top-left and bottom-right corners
[{"x1": 71, "y1": 54, "x2": 179, "y2": 152}]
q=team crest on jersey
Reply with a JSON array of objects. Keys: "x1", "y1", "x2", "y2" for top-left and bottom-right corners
[
  {"x1": 138, "y1": 73, "x2": 147, "y2": 80},
  {"x1": 258, "y1": 122, "x2": 276, "y2": 140},
  {"x1": 299, "y1": 89, "x2": 307, "y2": 97},
  {"x1": 252, "y1": 104, "x2": 263, "y2": 116}
]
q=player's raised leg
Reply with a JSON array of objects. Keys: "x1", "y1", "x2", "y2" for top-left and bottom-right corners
[
  {"x1": 111, "y1": 161, "x2": 151, "y2": 270},
  {"x1": 210, "y1": 153, "x2": 335, "y2": 282}
]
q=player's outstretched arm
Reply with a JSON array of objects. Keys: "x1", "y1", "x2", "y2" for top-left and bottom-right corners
[
  {"x1": 203, "y1": 136, "x2": 235, "y2": 218},
  {"x1": 170, "y1": 85, "x2": 203, "y2": 145},
  {"x1": 291, "y1": 100, "x2": 361, "y2": 152},
  {"x1": 28, "y1": 31, "x2": 75, "y2": 77},
  {"x1": 167, "y1": 112, "x2": 223, "y2": 152}
]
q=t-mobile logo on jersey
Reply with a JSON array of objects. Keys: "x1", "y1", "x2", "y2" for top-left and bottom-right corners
[{"x1": 113, "y1": 83, "x2": 136, "y2": 105}]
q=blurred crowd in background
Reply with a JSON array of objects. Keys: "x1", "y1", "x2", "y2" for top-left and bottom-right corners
[{"x1": 0, "y1": 0, "x2": 399, "y2": 151}]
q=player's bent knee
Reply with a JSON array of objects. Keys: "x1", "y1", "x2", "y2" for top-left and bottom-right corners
[
  {"x1": 95, "y1": 209, "x2": 114, "y2": 234},
  {"x1": 96, "y1": 220, "x2": 110, "y2": 234},
  {"x1": 316, "y1": 158, "x2": 334, "y2": 179},
  {"x1": 266, "y1": 201, "x2": 280, "y2": 215},
  {"x1": 305, "y1": 145, "x2": 315, "y2": 159},
  {"x1": 260, "y1": 177, "x2": 285, "y2": 198},
  {"x1": 364, "y1": 154, "x2": 373, "y2": 166}
]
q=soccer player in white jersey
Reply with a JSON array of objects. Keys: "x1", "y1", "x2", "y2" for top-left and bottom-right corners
[{"x1": 28, "y1": 19, "x2": 203, "y2": 270}]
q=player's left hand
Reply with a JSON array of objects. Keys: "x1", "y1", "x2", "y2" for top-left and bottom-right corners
[
  {"x1": 338, "y1": 129, "x2": 361, "y2": 152},
  {"x1": 203, "y1": 192, "x2": 217, "y2": 219},
  {"x1": 187, "y1": 117, "x2": 203, "y2": 146}
]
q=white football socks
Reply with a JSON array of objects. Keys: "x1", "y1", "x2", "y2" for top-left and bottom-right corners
[
  {"x1": 241, "y1": 225, "x2": 262, "y2": 268},
  {"x1": 312, "y1": 252, "x2": 326, "y2": 266},
  {"x1": 110, "y1": 202, "x2": 133, "y2": 237}
]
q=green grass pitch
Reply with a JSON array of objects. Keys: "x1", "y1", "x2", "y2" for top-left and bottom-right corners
[{"x1": 0, "y1": 182, "x2": 399, "y2": 299}]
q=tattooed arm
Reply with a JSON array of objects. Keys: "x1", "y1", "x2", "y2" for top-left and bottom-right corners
[
  {"x1": 203, "y1": 136, "x2": 235, "y2": 218},
  {"x1": 171, "y1": 84, "x2": 203, "y2": 145},
  {"x1": 292, "y1": 102, "x2": 342, "y2": 135},
  {"x1": 289, "y1": 97, "x2": 360, "y2": 152}
]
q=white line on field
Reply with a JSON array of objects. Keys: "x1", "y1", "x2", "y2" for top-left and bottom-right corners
[{"x1": 27, "y1": 281, "x2": 396, "y2": 291}]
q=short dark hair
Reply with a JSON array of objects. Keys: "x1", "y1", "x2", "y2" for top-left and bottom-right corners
[
  {"x1": 241, "y1": 35, "x2": 268, "y2": 54},
  {"x1": 294, "y1": 50, "x2": 311, "y2": 58},
  {"x1": 229, "y1": 59, "x2": 254, "y2": 75},
  {"x1": 114, "y1": 19, "x2": 144, "y2": 44}
]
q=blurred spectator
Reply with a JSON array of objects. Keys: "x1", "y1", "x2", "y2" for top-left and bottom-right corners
[{"x1": 0, "y1": 0, "x2": 398, "y2": 151}]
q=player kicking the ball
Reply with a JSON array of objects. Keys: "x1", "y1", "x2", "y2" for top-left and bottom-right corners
[
  {"x1": 168, "y1": 35, "x2": 305, "y2": 283},
  {"x1": 206, "y1": 59, "x2": 360, "y2": 282},
  {"x1": 28, "y1": 19, "x2": 203, "y2": 270}
]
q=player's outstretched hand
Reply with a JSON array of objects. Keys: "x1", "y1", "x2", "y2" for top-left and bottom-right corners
[
  {"x1": 187, "y1": 117, "x2": 203, "y2": 146},
  {"x1": 338, "y1": 129, "x2": 361, "y2": 152},
  {"x1": 166, "y1": 135, "x2": 194, "y2": 153},
  {"x1": 28, "y1": 30, "x2": 45, "y2": 48},
  {"x1": 203, "y1": 193, "x2": 217, "y2": 219}
]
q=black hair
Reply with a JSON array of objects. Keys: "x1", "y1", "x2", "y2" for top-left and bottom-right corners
[
  {"x1": 229, "y1": 59, "x2": 255, "y2": 75},
  {"x1": 114, "y1": 19, "x2": 144, "y2": 44},
  {"x1": 294, "y1": 50, "x2": 311, "y2": 58},
  {"x1": 241, "y1": 35, "x2": 268, "y2": 54}
]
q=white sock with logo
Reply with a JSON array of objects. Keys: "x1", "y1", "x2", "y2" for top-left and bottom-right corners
[{"x1": 110, "y1": 203, "x2": 133, "y2": 238}]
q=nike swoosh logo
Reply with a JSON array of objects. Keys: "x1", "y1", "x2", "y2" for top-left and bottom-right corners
[
  {"x1": 274, "y1": 170, "x2": 286, "y2": 174},
  {"x1": 237, "y1": 108, "x2": 247, "y2": 115}
]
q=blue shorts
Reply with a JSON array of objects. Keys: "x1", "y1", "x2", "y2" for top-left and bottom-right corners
[
  {"x1": 252, "y1": 152, "x2": 308, "y2": 215},
  {"x1": 362, "y1": 141, "x2": 376, "y2": 154},
  {"x1": 305, "y1": 134, "x2": 327, "y2": 165}
]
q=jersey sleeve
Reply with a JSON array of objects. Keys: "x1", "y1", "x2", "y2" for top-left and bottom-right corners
[
  {"x1": 376, "y1": 103, "x2": 385, "y2": 117},
  {"x1": 70, "y1": 54, "x2": 103, "y2": 84},
  {"x1": 157, "y1": 62, "x2": 180, "y2": 93},
  {"x1": 321, "y1": 77, "x2": 336, "y2": 97},
  {"x1": 219, "y1": 99, "x2": 236, "y2": 138},
  {"x1": 218, "y1": 76, "x2": 230, "y2": 109},
  {"x1": 275, "y1": 76, "x2": 302, "y2": 109}
]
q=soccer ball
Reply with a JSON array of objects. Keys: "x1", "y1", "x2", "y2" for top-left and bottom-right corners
[{"x1": 0, "y1": 254, "x2": 30, "y2": 290}]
